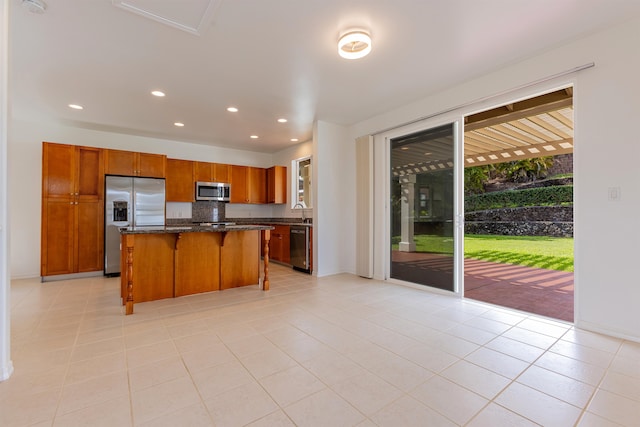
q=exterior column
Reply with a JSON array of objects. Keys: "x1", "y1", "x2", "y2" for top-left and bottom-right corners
[{"x1": 399, "y1": 174, "x2": 416, "y2": 252}]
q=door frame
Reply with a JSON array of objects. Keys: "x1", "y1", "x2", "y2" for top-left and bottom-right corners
[
  {"x1": 373, "y1": 114, "x2": 465, "y2": 296},
  {"x1": 371, "y1": 76, "x2": 577, "y2": 303}
]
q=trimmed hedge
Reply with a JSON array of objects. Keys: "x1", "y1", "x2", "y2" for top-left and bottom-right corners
[{"x1": 465, "y1": 185, "x2": 573, "y2": 212}]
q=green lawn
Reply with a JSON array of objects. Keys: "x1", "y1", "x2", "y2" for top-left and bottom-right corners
[{"x1": 393, "y1": 234, "x2": 574, "y2": 272}]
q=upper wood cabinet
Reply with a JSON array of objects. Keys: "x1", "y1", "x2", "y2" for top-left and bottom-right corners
[
  {"x1": 42, "y1": 143, "x2": 103, "y2": 200},
  {"x1": 166, "y1": 159, "x2": 194, "y2": 202},
  {"x1": 213, "y1": 163, "x2": 231, "y2": 183},
  {"x1": 105, "y1": 149, "x2": 166, "y2": 178},
  {"x1": 230, "y1": 165, "x2": 248, "y2": 204},
  {"x1": 194, "y1": 161, "x2": 214, "y2": 183},
  {"x1": 194, "y1": 161, "x2": 231, "y2": 183},
  {"x1": 230, "y1": 165, "x2": 266, "y2": 204},
  {"x1": 41, "y1": 142, "x2": 104, "y2": 276},
  {"x1": 267, "y1": 166, "x2": 287, "y2": 204},
  {"x1": 248, "y1": 167, "x2": 267, "y2": 204}
]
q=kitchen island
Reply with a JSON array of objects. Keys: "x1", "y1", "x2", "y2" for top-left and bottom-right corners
[{"x1": 119, "y1": 224, "x2": 273, "y2": 315}]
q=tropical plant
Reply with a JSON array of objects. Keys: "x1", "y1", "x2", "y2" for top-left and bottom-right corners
[
  {"x1": 495, "y1": 157, "x2": 554, "y2": 182},
  {"x1": 464, "y1": 165, "x2": 491, "y2": 195}
]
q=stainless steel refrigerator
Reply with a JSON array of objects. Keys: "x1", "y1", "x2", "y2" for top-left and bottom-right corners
[{"x1": 104, "y1": 176, "x2": 166, "y2": 276}]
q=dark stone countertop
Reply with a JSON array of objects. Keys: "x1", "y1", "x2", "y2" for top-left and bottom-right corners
[
  {"x1": 119, "y1": 224, "x2": 274, "y2": 235},
  {"x1": 228, "y1": 218, "x2": 313, "y2": 227}
]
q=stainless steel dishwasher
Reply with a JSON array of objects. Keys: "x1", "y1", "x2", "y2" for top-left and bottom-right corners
[{"x1": 290, "y1": 225, "x2": 310, "y2": 273}]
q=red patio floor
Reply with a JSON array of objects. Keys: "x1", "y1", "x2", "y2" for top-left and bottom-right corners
[
  {"x1": 464, "y1": 258, "x2": 574, "y2": 322},
  {"x1": 391, "y1": 251, "x2": 574, "y2": 322}
]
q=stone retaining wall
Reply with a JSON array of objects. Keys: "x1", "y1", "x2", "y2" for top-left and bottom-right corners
[
  {"x1": 465, "y1": 221, "x2": 573, "y2": 237},
  {"x1": 464, "y1": 206, "x2": 574, "y2": 237},
  {"x1": 465, "y1": 206, "x2": 573, "y2": 222}
]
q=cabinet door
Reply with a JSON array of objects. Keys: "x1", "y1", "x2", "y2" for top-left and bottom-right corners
[
  {"x1": 267, "y1": 166, "x2": 287, "y2": 204},
  {"x1": 271, "y1": 225, "x2": 290, "y2": 263},
  {"x1": 280, "y1": 225, "x2": 291, "y2": 264},
  {"x1": 270, "y1": 231, "x2": 283, "y2": 262},
  {"x1": 77, "y1": 146, "x2": 104, "y2": 201},
  {"x1": 220, "y1": 231, "x2": 259, "y2": 289},
  {"x1": 230, "y1": 165, "x2": 248, "y2": 203},
  {"x1": 138, "y1": 153, "x2": 166, "y2": 178},
  {"x1": 76, "y1": 200, "x2": 104, "y2": 272},
  {"x1": 212, "y1": 163, "x2": 230, "y2": 183},
  {"x1": 105, "y1": 149, "x2": 136, "y2": 176},
  {"x1": 194, "y1": 161, "x2": 214, "y2": 182},
  {"x1": 248, "y1": 167, "x2": 267, "y2": 204},
  {"x1": 42, "y1": 142, "x2": 75, "y2": 199},
  {"x1": 166, "y1": 159, "x2": 194, "y2": 202},
  {"x1": 41, "y1": 199, "x2": 75, "y2": 276}
]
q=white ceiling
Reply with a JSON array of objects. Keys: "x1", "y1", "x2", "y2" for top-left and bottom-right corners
[{"x1": 9, "y1": 0, "x2": 640, "y2": 153}]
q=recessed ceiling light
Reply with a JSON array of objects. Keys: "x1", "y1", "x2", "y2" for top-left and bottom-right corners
[
  {"x1": 151, "y1": 90, "x2": 165, "y2": 97},
  {"x1": 227, "y1": 107, "x2": 238, "y2": 112},
  {"x1": 174, "y1": 122, "x2": 184, "y2": 127},
  {"x1": 290, "y1": 138, "x2": 299, "y2": 142},
  {"x1": 277, "y1": 118, "x2": 288, "y2": 123},
  {"x1": 338, "y1": 30, "x2": 372, "y2": 59},
  {"x1": 68, "y1": 104, "x2": 83, "y2": 110},
  {"x1": 424, "y1": 152, "x2": 432, "y2": 156},
  {"x1": 250, "y1": 135, "x2": 259, "y2": 139},
  {"x1": 401, "y1": 147, "x2": 409, "y2": 150}
]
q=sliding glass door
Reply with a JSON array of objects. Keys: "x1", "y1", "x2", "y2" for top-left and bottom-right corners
[{"x1": 390, "y1": 123, "x2": 456, "y2": 291}]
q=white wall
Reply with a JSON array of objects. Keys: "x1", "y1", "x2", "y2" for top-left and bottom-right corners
[
  {"x1": 226, "y1": 139, "x2": 314, "y2": 220},
  {"x1": 315, "y1": 121, "x2": 356, "y2": 276},
  {"x1": 8, "y1": 119, "x2": 273, "y2": 278},
  {"x1": 350, "y1": 17, "x2": 640, "y2": 342},
  {"x1": 270, "y1": 140, "x2": 313, "y2": 219},
  {"x1": 1, "y1": 0, "x2": 14, "y2": 381}
]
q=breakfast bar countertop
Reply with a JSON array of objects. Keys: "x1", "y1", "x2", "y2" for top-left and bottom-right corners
[{"x1": 119, "y1": 224, "x2": 275, "y2": 234}]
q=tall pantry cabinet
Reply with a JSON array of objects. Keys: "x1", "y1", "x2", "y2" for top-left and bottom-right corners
[{"x1": 41, "y1": 142, "x2": 104, "y2": 277}]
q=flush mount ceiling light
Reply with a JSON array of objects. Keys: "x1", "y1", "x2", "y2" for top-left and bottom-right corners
[
  {"x1": 174, "y1": 122, "x2": 184, "y2": 127},
  {"x1": 151, "y1": 90, "x2": 165, "y2": 97},
  {"x1": 68, "y1": 104, "x2": 83, "y2": 110},
  {"x1": 338, "y1": 30, "x2": 372, "y2": 59},
  {"x1": 22, "y1": 0, "x2": 47, "y2": 14},
  {"x1": 227, "y1": 107, "x2": 238, "y2": 112}
]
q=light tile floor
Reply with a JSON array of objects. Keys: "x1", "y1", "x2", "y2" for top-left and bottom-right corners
[{"x1": 2, "y1": 264, "x2": 640, "y2": 426}]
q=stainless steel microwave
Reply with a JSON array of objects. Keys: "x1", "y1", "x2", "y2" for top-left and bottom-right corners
[{"x1": 196, "y1": 182, "x2": 231, "y2": 201}]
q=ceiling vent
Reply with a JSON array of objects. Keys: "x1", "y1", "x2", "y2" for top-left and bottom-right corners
[
  {"x1": 22, "y1": 0, "x2": 47, "y2": 14},
  {"x1": 112, "y1": 0, "x2": 221, "y2": 36}
]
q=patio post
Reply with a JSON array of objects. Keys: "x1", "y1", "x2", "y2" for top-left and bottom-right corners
[{"x1": 399, "y1": 174, "x2": 416, "y2": 252}]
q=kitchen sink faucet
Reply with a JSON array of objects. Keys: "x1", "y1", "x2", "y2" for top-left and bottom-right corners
[{"x1": 293, "y1": 202, "x2": 306, "y2": 221}]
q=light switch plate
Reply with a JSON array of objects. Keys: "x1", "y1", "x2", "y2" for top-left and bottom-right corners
[{"x1": 608, "y1": 187, "x2": 621, "y2": 201}]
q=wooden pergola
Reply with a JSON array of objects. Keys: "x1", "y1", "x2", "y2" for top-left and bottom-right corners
[{"x1": 392, "y1": 88, "x2": 574, "y2": 176}]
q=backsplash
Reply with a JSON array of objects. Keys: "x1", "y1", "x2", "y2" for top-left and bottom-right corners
[
  {"x1": 166, "y1": 201, "x2": 225, "y2": 224},
  {"x1": 192, "y1": 201, "x2": 225, "y2": 223}
]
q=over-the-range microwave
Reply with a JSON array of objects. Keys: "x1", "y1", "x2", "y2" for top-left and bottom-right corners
[{"x1": 195, "y1": 181, "x2": 231, "y2": 202}]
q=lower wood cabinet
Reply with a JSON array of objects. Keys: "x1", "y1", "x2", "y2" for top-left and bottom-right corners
[
  {"x1": 262, "y1": 225, "x2": 290, "y2": 264},
  {"x1": 42, "y1": 197, "x2": 104, "y2": 276},
  {"x1": 175, "y1": 233, "x2": 221, "y2": 296}
]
